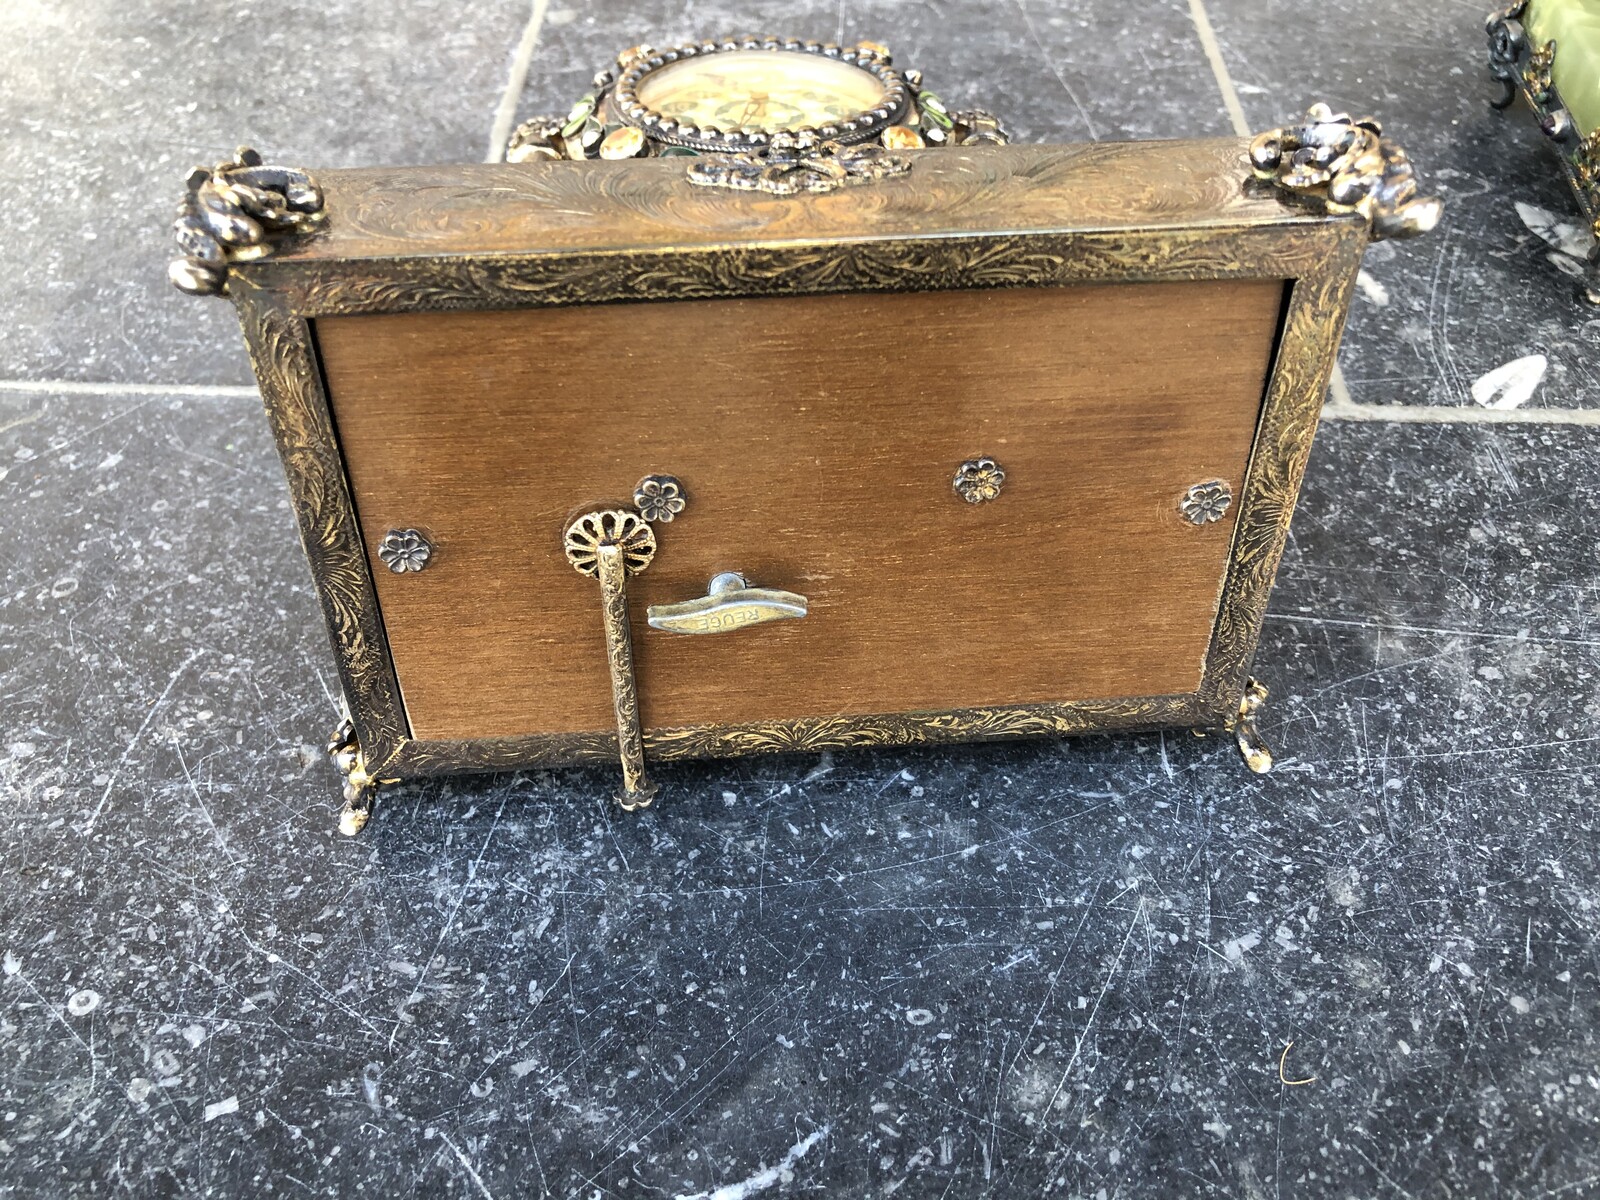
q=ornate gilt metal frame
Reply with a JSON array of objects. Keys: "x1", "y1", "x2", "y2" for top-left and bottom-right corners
[
  {"x1": 1486, "y1": 1, "x2": 1600, "y2": 303},
  {"x1": 172, "y1": 119, "x2": 1438, "y2": 828},
  {"x1": 224, "y1": 185, "x2": 1352, "y2": 801}
]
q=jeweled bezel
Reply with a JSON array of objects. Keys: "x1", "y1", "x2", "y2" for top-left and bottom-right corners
[{"x1": 610, "y1": 36, "x2": 910, "y2": 152}]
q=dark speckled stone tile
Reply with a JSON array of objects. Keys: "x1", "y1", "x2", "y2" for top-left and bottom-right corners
[
  {"x1": 519, "y1": 0, "x2": 1236, "y2": 150},
  {"x1": 1204, "y1": 0, "x2": 1600, "y2": 408},
  {"x1": 2, "y1": 393, "x2": 1597, "y2": 1197},
  {"x1": 0, "y1": 0, "x2": 529, "y2": 387}
]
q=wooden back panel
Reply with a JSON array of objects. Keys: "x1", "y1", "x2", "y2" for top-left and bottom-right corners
[{"x1": 317, "y1": 277, "x2": 1283, "y2": 742}]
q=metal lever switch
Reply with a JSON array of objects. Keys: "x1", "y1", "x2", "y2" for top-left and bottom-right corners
[{"x1": 646, "y1": 572, "x2": 808, "y2": 635}]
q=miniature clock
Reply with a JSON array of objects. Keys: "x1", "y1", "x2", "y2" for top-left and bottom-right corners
[{"x1": 506, "y1": 36, "x2": 1006, "y2": 193}]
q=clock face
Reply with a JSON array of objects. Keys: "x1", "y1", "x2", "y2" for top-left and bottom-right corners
[{"x1": 635, "y1": 49, "x2": 889, "y2": 132}]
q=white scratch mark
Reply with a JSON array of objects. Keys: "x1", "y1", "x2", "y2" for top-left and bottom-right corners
[
  {"x1": 675, "y1": 1125, "x2": 831, "y2": 1200},
  {"x1": 1356, "y1": 270, "x2": 1390, "y2": 307},
  {"x1": 173, "y1": 734, "x2": 242, "y2": 865},
  {"x1": 82, "y1": 648, "x2": 205, "y2": 833},
  {"x1": 389, "y1": 797, "x2": 509, "y2": 1049},
  {"x1": 1043, "y1": 898, "x2": 1144, "y2": 1115},
  {"x1": 1013, "y1": 0, "x2": 1098, "y2": 139},
  {"x1": 0, "y1": 407, "x2": 45, "y2": 435},
  {"x1": 1470, "y1": 354, "x2": 1548, "y2": 410},
  {"x1": 439, "y1": 1131, "x2": 498, "y2": 1200}
]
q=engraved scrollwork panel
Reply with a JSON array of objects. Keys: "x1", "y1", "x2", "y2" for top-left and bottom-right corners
[
  {"x1": 388, "y1": 694, "x2": 1205, "y2": 778},
  {"x1": 235, "y1": 292, "x2": 412, "y2": 768},
  {"x1": 264, "y1": 224, "x2": 1337, "y2": 320}
]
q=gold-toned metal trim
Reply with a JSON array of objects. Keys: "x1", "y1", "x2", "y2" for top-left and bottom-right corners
[
  {"x1": 328, "y1": 708, "x2": 398, "y2": 835},
  {"x1": 231, "y1": 287, "x2": 412, "y2": 778},
  {"x1": 505, "y1": 34, "x2": 1007, "y2": 167},
  {"x1": 1234, "y1": 677, "x2": 1273, "y2": 774},
  {"x1": 686, "y1": 135, "x2": 911, "y2": 196}
]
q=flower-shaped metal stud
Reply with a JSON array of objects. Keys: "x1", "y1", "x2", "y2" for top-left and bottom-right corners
[
  {"x1": 953, "y1": 457, "x2": 1005, "y2": 504},
  {"x1": 634, "y1": 474, "x2": 687, "y2": 523},
  {"x1": 378, "y1": 528, "x2": 433, "y2": 573},
  {"x1": 1180, "y1": 480, "x2": 1233, "y2": 525}
]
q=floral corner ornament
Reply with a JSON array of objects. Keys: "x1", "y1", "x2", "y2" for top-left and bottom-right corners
[
  {"x1": 953, "y1": 457, "x2": 1005, "y2": 505},
  {"x1": 1180, "y1": 480, "x2": 1233, "y2": 526},
  {"x1": 378, "y1": 528, "x2": 433, "y2": 573},
  {"x1": 1248, "y1": 103, "x2": 1443, "y2": 241},
  {"x1": 633, "y1": 474, "x2": 687, "y2": 523},
  {"x1": 687, "y1": 132, "x2": 910, "y2": 197},
  {"x1": 168, "y1": 146, "x2": 324, "y2": 296}
]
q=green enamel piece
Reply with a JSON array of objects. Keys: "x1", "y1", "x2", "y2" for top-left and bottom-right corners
[
  {"x1": 918, "y1": 91, "x2": 953, "y2": 129},
  {"x1": 1526, "y1": 0, "x2": 1600, "y2": 136},
  {"x1": 657, "y1": 146, "x2": 700, "y2": 157},
  {"x1": 561, "y1": 95, "x2": 597, "y2": 138}
]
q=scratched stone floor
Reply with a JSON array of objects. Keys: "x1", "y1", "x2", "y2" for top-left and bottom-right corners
[{"x1": 1, "y1": 1, "x2": 1598, "y2": 1198}]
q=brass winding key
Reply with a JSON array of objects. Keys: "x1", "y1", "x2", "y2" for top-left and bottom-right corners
[{"x1": 564, "y1": 510, "x2": 658, "y2": 810}]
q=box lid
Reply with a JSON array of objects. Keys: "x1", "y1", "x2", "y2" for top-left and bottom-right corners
[{"x1": 259, "y1": 139, "x2": 1349, "y2": 268}]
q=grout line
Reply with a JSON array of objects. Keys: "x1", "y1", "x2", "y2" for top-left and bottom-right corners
[
  {"x1": 1187, "y1": 0, "x2": 1251, "y2": 138},
  {"x1": 1263, "y1": 613, "x2": 1600, "y2": 649},
  {"x1": 0, "y1": 379, "x2": 257, "y2": 399},
  {"x1": 486, "y1": 0, "x2": 552, "y2": 164},
  {"x1": 1189, "y1": 0, "x2": 1415, "y2": 415},
  {"x1": 1327, "y1": 365, "x2": 1354, "y2": 408},
  {"x1": 1321, "y1": 398, "x2": 1600, "y2": 425}
]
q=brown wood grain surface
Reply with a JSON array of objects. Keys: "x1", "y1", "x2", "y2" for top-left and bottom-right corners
[{"x1": 317, "y1": 277, "x2": 1284, "y2": 741}]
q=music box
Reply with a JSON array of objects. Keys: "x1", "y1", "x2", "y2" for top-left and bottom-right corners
[{"x1": 168, "y1": 36, "x2": 1441, "y2": 833}]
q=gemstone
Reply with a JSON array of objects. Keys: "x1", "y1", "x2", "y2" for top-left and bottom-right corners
[
  {"x1": 882, "y1": 124, "x2": 925, "y2": 150},
  {"x1": 599, "y1": 126, "x2": 647, "y2": 159}
]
